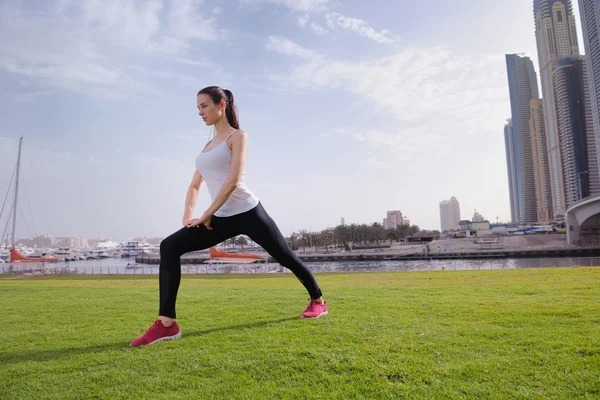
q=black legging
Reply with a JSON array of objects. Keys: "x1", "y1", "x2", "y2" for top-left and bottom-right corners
[{"x1": 159, "y1": 202, "x2": 323, "y2": 318}]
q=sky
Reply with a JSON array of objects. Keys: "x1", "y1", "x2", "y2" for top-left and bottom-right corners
[{"x1": 0, "y1": 0, "x2": 586, "y2": 242}]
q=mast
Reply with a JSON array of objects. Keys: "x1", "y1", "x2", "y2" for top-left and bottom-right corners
[{"x1": 11, "y1": 137, "x2": 23, "y2": 250}]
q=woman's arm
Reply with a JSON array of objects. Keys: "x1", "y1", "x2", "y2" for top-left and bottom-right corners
[{"x1": 182, "y1": 170, "x2": 204, "y2": 226}]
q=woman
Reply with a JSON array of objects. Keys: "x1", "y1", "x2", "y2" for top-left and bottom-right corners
[{"x1": 130, "y1": 86, "x2": 327, "y2": 347}]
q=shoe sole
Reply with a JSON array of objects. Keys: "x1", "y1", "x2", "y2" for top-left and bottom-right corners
[
  {"x1": 130, "y1": 331, "x2": 181, "y2": 347},
  {"x1": 300, "y1": 311, "x2": 328, "y2": 319}
]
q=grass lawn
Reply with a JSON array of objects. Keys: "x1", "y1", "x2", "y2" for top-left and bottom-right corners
[{"x1": 1, "y1": 267, "x2": 599, "y2": 399}]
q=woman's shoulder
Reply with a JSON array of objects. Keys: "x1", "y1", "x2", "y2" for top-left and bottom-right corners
[{"x1": 233, "y1": 129, "x2": 248, "y2": 140}]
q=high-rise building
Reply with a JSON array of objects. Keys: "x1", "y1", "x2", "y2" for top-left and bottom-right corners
[
  {"x1": 554, "y1": 57, "x2": 600, "y2": 207},
  {"x1": 385, "y1": 210, "x2": 403, "y2": 230},
  {"x1": 529, "y1": 99, "x2": 553, "y2": 223},
  {"x1": 506, "y1": 54, "x2": 540, "y2": 224},
  {"x1": 534, "y1": 0, "x2": 580, "y2": 218},
  {"x1": 504, "y1": 118, "x2": 520, "y2": 223},
  {"x1": 579, "y1": 0, "x2": 600, "y2": 171},
  {"x1": 440, "y1": 197, "x2": 460, "y2": 232}
]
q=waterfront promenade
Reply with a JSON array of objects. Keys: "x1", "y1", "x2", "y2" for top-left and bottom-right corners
[{"x1": 136, "y1": 234, "x2": 598, "y2": 264}]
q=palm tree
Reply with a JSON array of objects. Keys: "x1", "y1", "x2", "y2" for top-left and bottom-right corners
[
  {"x1": 235, "y1": 236, "x2": 248, "y2": 249},
  {"x1": 371, "y1": 222, "x2": 386, "y2": 245},
  {"x1": 386, "y1": 230, "x2": 396, "y2": 245},
  {"x1": 298, "y1": 229, "x2": 310, "y2": 251},
  {"x1": 321, "y1": 229, "x2": 334, "y2": 250},
  {"x1": 287, "y1": 232, "x2": 299, "y2": 251}
]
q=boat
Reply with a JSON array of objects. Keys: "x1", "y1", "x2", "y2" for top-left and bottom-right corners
[
  {"x1": 4, "y1": 138, "x2": 57, "y2": 263},
  {"x1": 116, "y1": 241, "x2": 156, "y2": 257},
  {"x1": 206, "y1": 247, "x2": 265, "y2": 264}
]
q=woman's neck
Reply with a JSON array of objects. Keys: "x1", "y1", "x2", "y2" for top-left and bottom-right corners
[{"x1": 213, "y1": 118, "x2": 235, "y2": 137}]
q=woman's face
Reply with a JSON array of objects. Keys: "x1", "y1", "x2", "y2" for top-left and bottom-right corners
[{"x1": 197, "y1": 94, "x2": 224, "y2": 126}]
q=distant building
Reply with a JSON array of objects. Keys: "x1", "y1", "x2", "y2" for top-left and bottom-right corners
[
  {"x1": 14, "y1": 235, "x2": 89, "y2": 249},
  {"x1": 440, "y1": 197, "x2": 461, "y2": 231},
  {"x1": 579, "y1": 0, "x2": 600, "y2": 173},
  {"x1": 529, "y1": 99, "x2": 553, "y2": 223},
  {"x1": 472, "y1": 210, "x2": 484, "y2": 222},
  {"x1": 459, "y1": 219, "x2": 491, "y2": 237},
  {"x1": 554, "y1": 57, "x2": 600, "y2": 207},
  {"x1": 534, "y1": 0, "x2": 581, "y2": 217},
  {"x1": 385, "y1": 210, "x2": 403, "y2": 229},
  {"x1": 505, "y1": 53, "x2": 540, "y2": 224}
]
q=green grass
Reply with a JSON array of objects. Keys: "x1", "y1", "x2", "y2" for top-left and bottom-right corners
[{"x1": 1, "y1": 268, "x2": 599, "y2": 399}]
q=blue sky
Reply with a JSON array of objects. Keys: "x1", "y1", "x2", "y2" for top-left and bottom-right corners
[{"x1": 0, "y1": 0, "x2": 585, "y2": 242}]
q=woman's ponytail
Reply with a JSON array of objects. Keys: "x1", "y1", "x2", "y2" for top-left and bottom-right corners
[{"x1": 223, "y1": 89, "x2": 239, "y2": 130}]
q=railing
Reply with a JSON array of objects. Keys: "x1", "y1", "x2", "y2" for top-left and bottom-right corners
[
  {"x1": 2, "y1": 257, "x2": 599, "y2": 276},
  {"x1": 567, "y1": 193, "x2": 600, "y2": 212}
]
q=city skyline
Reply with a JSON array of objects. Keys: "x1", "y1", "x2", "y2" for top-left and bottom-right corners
[
  {"x1": 503, "y1": 0, "x2": 600, "y2": 226},
  {"x1": 0, "y1": 0, "x2": 586, "y2": 241}
]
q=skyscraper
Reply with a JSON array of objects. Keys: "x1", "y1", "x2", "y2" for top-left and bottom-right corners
[
  {"x1": 554, "y1": 57, "x2": 600, "y2": 207},
  {"x1": 579, "y1": 0, "x2": 600, "y2": 175},
  {"x1": 534, "y1": 0, "x2": 580, "y2": 218},
  {"x1": 440, "y1": 197, "x2": 460, "y2": 232},
  {"x1": 506, "y1": 54, "x2": 540, "y2": 224},
  {"x1": 504, "y1": 118, "x2": 520, "y2": 223},
  {"x1": 529, "y1": 99, "x2": 553, "y2": 223}
]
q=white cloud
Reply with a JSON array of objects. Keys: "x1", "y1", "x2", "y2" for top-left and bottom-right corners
[
  {"x1": 0, "y1": 0, "x2": 220, "y2": 98},
  {"x1": 326, "y1": 12, "x2": 398, "y2": 44},
  {"x1": 309, "y1": 21, "x2": 328, "y2": 34},
  {"x1": 265, "y1": 40, "x2": 510, "y2": 192},
  {"x1": 167, "y1": 0, "x2": 220, "y2": 44},
  {"x1": 265, "y1": 36, "x2": 319, "y2": 60},
  {"x1": 174, "y1": 57, "x2": 211, "y2": 66},
  {"x1": 212, "y1": 6, "x2": 222, "y2": 14},
  {"x1": 240, "y1": 0, "x2": 333, "y2": 12},
  {"x1": 298, "y1": 14, "x2": 328, "y2": 34},
  {"x1": 298, "y1": 14, "x2": 309, "y2": 28}
]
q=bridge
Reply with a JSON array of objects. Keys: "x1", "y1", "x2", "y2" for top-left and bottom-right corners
[{"x1": 566, "y1": 194, "x2": 600, "y2": 245}]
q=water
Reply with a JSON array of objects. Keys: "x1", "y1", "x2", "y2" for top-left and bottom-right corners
[{"x1": 2, "y1": 256, "x2": 599, "y2": 275}]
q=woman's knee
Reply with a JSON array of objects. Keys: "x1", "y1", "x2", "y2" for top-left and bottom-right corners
[{"x1": 160, "y1": 234, "x2": 182, "y2": 258}]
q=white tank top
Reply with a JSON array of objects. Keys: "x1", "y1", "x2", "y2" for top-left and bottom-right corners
[{"x1": 195, "y1": 130, "x2": 259, "y2": 217}]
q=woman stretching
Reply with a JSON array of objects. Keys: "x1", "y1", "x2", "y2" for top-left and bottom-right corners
[{"x1": 131, "y1": 86, "x2": 327, "y2": 347}]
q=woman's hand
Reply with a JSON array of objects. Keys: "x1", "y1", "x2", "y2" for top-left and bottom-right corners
[
  {"x1": 184, "y1": 211, "x2": 213, "y2": 230},
  {"x1": 182, "y1": 215, "x2": 193, "y2": 227}
]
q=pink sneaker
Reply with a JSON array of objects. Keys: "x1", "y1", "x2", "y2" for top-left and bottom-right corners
[
  {"x1": 130, "y1": 320, "x2": 181, "y2": 347},
  {"x1": 301, "y1": 299, "x2": 328, "y2": 318}
]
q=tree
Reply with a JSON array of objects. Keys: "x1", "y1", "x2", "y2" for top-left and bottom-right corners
[
  {"x1": 287, "y1": 232, "x2": 299, "y2": 251},
  {"x1": 321, "y1": 229, "x2": 334, "y2": 250},
  {"x1": 235, "y1": 236, "x2": 248, "y2": 249},
  {"x1": 371, "y1": 222, "x2": 386, "y2": 244},
  {"x1": 298, "y1": 229, "x2": 310, "y2": 251},
  {"x1": 386, "y1": 230, "x2": 396, "y2": 244}
]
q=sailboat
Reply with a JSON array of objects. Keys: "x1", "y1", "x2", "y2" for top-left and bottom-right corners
[{"x1": 3, "y1": 137, "x2": 57, "y2": 263}]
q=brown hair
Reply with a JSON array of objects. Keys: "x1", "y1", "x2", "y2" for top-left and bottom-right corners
[{"x1": 197, "y1": 86, "x2": 239, "y2": 130}]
